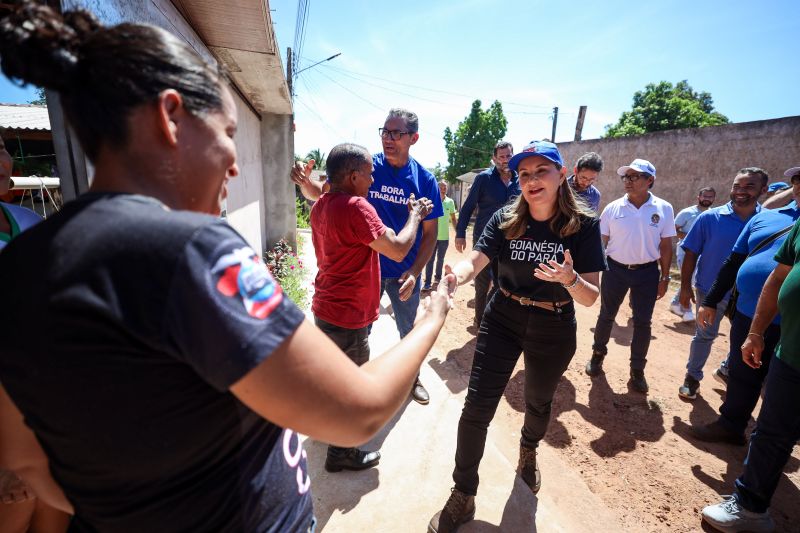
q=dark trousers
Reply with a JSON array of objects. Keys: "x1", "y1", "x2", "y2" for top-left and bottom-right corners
[
  {"x1": 734, "y1": 357, "x2": 800, "y2": 513},
  {"x1": 592, "y1": 260, "x2": 658, "y2": 370},
  {"x1": 314, "y1": 316, "x2": 370, "y2": 366},
  {"x1": 315, "y1": 317, "x2": 371, "y2": 455},
  {"x1": 473, "y1": 233, "x2": 497, "y2": 325},
  {"x1": 719, "y1": 311, "x2": 781, "y2": 435},
  {"x1": 452, "y1": 292, "x2": 577, "y2": 495},
  {"x1": 423, "y1": 240, "x2": 449, "y2": 288}
]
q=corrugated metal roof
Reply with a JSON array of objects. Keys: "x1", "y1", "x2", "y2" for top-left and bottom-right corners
[{"x1": 0, "y1": 104, "x2": 50, "y2": 132}]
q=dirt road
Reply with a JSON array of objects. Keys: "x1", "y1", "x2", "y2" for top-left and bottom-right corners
[{"x1": 424, "y1": 236, "x2": 800, "y2": 532}]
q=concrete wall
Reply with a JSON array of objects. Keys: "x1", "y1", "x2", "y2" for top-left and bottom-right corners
[
  {"x1": 557, "y1": 116, "x2": 800, "y2": 213},
  {"x1": 59, "y1": 0, "x2": 294, "y2": 252}
]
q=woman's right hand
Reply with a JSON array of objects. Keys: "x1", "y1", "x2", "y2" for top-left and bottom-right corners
[
  {"x1": 741, "y1": 333, "x2": 765, "y2": 369},
  {"x1": 414, "y1": 276, "x2": 454, "y2": 327}
]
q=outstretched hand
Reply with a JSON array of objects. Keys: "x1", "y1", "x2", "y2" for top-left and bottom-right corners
[
  {"x1": 408, "y1": 193, "x2": 433, "y2": 220},
  {"x1": 415, "y1": 273, "x2": 455, "y2": 327},
  {"x1": 290, "y1": 159, "x2": 315, "y2": 187},
  {"x1": 534, "y1": 249, "x2": 577, "y2": 285},
  {"x1": 442, "y1": 264, "x2": 458, "y2": 298}
]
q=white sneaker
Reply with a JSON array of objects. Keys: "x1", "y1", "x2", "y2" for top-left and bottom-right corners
[
  {"x1": 670, "y1": 303, "x2": 684, "y2": 316},
  {"x1": 701, "y1": 496, "x2": 775, "y2": 532},
  {"x1": 682, "y1": 310, "x2": 696, "y2": 323}
]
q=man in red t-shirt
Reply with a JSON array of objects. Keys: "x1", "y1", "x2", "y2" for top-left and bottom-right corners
[{"x1": 307, "y1": 143, "x2": 432, "y2": 472}]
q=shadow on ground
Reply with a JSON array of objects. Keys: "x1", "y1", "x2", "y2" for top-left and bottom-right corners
[
  {"x1": 540, "y1": 375, "x2": 666, "y2": 456},
  {"x1": 306, "y1": 399, "x2": 413, "y2": 530}
]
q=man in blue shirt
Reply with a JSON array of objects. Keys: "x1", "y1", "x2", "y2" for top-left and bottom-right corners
[
  {"x1": 689, "y1": 185, "x2": 799, "y2": 443},
  {"x1": 566, "y1": 152, "x2": 603, "y2": 213},
  {"x1": 677, "y1": 168, "x2": 768, "y2": 400},
  {"x1": 455, "y1": 141, "x2": 519, "y2": 327},
  {"x1": 292, "y1": 108, "x2": 443, "y2": 405}
]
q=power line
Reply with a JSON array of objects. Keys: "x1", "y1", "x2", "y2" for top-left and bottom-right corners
[{"x1": 313, "y1": 61, "x2": 556, "y2": 111}]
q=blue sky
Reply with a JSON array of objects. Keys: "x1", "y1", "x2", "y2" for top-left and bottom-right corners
[{"x1": 2, "y1": 0, "x2": 797, "y2": 168}]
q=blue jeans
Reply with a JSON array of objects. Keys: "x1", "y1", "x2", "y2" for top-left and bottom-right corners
[
  {"x1": 380, "y1": 276, "x2": 420, "y2": 339},
  {"x1": 423, "y1": 240, "x2": 449, "y2": 289},
  {"x1": 685, "y1": 287, "x2": 730, "y2": 381},
  {"x1": 719, "y1": 311, "x2": 781, "y2": 435},
  {"x1": 734, "y1": 357, "x2": 800, "y2": 513},
  {"x1": 592, "y1": 259, "x2": 658, "y2": 370}
]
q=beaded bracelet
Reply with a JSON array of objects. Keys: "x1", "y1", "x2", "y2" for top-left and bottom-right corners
[
  {"x1": 747, "y1": 332, "x2": 764, "y2": 339},
  {"x1": 561, "y1": 274, "x2": 580, "y2": 290}
]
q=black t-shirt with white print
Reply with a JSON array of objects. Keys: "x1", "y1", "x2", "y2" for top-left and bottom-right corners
[
  {"x1": 0, "y1": 193, "x2": 312, "y2": 533},
  {"x1": 475, "y1": 208, "x2": 607, "y2": 302}
]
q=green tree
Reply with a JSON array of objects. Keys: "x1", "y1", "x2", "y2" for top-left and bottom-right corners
[
  {"x1": 28, "y1": 87, "x2": 46, "y2": 106},
  {"x1": 305, "y1": 148, "x2": 326, "y2": 170},
  {"x1": 604, "y1": 80, "x2": 729, "y2": 137},
  {"x1": 443, "y1": 100, "x2": 507, "y2": 182},
  {"x1": 429, "y1": 163, "x2": 445, "y2": 181}
]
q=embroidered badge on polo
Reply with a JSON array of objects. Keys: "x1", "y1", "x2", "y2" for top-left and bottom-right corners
[
  {"x1": 212, "y1": 246, "x2": 283, "y2": 319},
  {"x1": 651, "y1": 214, "x2": 660, "y2": 224}
]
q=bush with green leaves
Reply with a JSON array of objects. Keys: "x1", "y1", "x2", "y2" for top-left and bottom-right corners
[{"x1": 264, "y1": 239, "x2": 308, "y2": 309}]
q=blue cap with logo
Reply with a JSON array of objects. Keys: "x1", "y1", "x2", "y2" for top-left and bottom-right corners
[
  {"x1": 508, "y1": 140, "x2": 564, "y2": 171},
  {"x1": 617, "y1": 158, "x2": 656, "y2": 179},
  {"x1": 768, "y1": 182, "x2": 791, "y2": 192}
]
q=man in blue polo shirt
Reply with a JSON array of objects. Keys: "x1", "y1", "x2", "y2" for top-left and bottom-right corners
[
  {"x1": 566, "y1": 152, "x2": 603, "y2": 212},
  {"x1": 455, "y1": 140, "x2": 519, "y2": 327},
  {"x1": 677, "y1": 167, "x2": 768, "y2": 400},
  {"x1": 688, "y1": 174, "x2": 799, "y2": 442},
  {"x1": 292, "y1": 108, "x2": 443, "y2": 405}
]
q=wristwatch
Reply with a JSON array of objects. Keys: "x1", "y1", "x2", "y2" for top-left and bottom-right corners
[{"x1": 660, "y1": 275, "x2": 671, "y2": 282}]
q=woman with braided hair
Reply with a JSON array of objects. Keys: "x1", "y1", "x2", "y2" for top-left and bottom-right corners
[{"x1": 0, "y1": 3, "x2": 452, "y2": 531}]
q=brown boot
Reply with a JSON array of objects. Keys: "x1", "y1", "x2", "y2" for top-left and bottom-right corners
[
  {"x1": 428, "y1": 488, "x2": 475, "y2": 533},
  {"x1": 517, "y1": 445, "x2": 541, "y2": 493}
]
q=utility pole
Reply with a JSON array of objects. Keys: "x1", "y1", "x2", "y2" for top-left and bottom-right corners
[
  {"x1": 574, "y1": 105, "x2": 587, "y2": 141},
  {"x1": 286, "y1": 47, "x2": 293, "y2": 101},
  {"x1": 551, "y1": 106, "x2": 559, "y2": 143}
]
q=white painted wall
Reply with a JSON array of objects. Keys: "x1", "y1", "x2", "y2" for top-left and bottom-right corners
[{"x1": 62, "y1": 0, "x2": 273, "y2": 253}]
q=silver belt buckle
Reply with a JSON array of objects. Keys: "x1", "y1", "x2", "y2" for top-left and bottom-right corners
[{"x1": 518, "y1": 296, "x2": 534, "y2": 306}]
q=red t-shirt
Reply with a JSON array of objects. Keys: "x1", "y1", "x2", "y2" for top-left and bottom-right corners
[{"x1": 311, "y1": 192, "x2": 386, "y2": 329}]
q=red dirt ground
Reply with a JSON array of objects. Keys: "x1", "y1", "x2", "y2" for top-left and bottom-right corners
[{"x1": 426, "y1": 239, "x2": 800, "y2": 533}]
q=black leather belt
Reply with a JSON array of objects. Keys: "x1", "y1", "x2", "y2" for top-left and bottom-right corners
[{"x1": 608, "y1": 257, "x2": 657, "y2": 270}]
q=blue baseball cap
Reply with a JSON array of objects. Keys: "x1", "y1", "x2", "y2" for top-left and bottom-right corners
[
  {"x1": 617, "y1": 158, "x2": 656, "y2": 179},
  {"x1": 768, "y1": 182, "x2": 791, "y2": 192},
  {"x1": 508, "y1": 140, "x2": 564, "y2": 171}
]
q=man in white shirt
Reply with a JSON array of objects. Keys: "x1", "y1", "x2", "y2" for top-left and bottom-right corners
[
  {"x1": 669, "y1": 187, "x2": 717, "y2": 321},
  {"x1": 585, "y1": 159, "x2": 676, "y2": 392}
]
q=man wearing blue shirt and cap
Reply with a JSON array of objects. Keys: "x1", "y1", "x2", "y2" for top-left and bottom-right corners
[
  {"x1": 677, "y1": 168, "x2": 768, "y2": 400},
  {"x1": 586, "y1": 158, "x2": 676, "y2": 393}
]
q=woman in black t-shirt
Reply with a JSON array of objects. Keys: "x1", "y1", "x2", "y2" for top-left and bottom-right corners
[
  {"x1": 0, "y1": 4, "x2": 452, "y2": 532},
  {"x1": 429, "y1": 141, "x2": 607, "y2": 532}
]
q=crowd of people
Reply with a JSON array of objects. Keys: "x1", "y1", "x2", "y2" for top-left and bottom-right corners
[{"x1": 0, "y1": 3, "x2": 797, "y2": 533}]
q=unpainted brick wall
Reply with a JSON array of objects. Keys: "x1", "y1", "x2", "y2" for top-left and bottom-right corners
[{"x1": 557, "y1": 116, "x2": 800, "y2": 213}]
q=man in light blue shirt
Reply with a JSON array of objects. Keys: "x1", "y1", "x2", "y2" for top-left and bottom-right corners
[
  {"x1": 669, "y1": 187, "x2": 716, "y2": 321},
  {"x1": 678, "y1": 168, "x2": 768, "y2": 400}
]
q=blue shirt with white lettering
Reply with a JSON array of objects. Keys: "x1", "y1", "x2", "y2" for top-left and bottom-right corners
[
  {"x1": 368, "y1": 153, "x2": 443, "y2": 278},
  {"x1": 732, "y1": 202, "x2": 800, "y2": 322},
  {"x1": 681, "y1": 201, "x2": 761, "y2": 293}
]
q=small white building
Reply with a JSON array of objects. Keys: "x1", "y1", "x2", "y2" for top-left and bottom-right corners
[{"x1": 49, "y1": 0, "x2": 295, "y2": 253}]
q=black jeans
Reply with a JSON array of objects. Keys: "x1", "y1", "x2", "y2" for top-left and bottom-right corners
[
  {"x1": 314, "y1": 316, "x2": 370, "y2": 366},
  {"x1": 592, "y1": 259, "x2": 658, "y2": 370},
  {"x1": 735, "y1": 357, "x2": 800, "y2": 513},
  {"x1": 719, "y1": 311, "x2": 781, "y2": 435},
  {"x1": 452, "y1": 292, "x2": 577, "y2": 495},
  {"x1": 473, "y1": 234, "x2": 497, "y2": 325}
]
